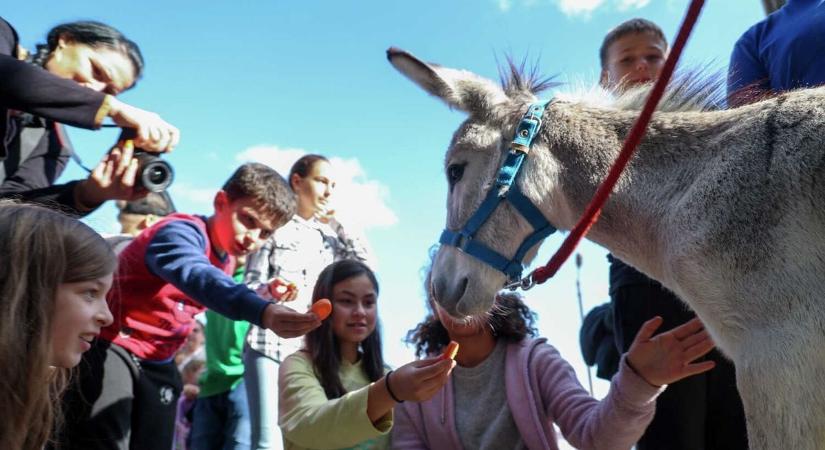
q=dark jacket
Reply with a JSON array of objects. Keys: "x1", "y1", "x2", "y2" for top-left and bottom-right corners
[{"x1": 0, "y1": 17, "x2": 108, "y2": 215}]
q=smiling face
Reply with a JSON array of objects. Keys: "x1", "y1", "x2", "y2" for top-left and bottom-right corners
[
  {"x1": 44, "y1": 38, "x2": 136, "y2": 95},
  {"x1": 210, "y1": 191, "x2": 279, "y2": 257},
  {"x1": 50, "y1": 273, "x2": 114, "y2": 368},
  {"x1": 329, "y1": 274, "x2": 378, "y2": 346},
  {"x1": 600, "y1": 31, "x2": 668, "y2": 92},
  {"x1": 292, "y1": 159, "x2": 336, "y2": 219}
]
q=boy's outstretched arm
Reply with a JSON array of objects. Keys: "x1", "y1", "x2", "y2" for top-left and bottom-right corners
[{"x1": 144, "y1": 219, "x2": 319, "y2": 337}]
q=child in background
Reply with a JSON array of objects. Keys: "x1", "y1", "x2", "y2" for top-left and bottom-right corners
[
  {"x1": 174, "y1": 358, "x2": 207, "y2": 450},
  {"x1": 188, "y1": 258, "x2": 253, "y2": 450},
  {"x1": 597, "y1": 18, "x2": 748, "y2": 449},
  {"x1": 278, "y1": 260, "x2": 453, "y2": 450},
  {"x1": 393, "y1": 272, "x2": 717, "y2": 450},
  {"x1": 244, "y1": 154, "x2": 371, "y2": 449},
  {"x1": 57, "y1": 163, "x2": 322, "y2": 450},
  {"x1": 0, "y1": 201, "x2": 115, "y2": 450}
]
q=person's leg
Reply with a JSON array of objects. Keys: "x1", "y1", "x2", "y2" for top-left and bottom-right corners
[
  {"x1": 224, "y1": 380, "x2": 252, "y2": 450},
  {"x1": 244, "y1": 346, "x2": 280, "y2": 450},
  {"x1": 56, "y1": 340, "x2": 137, "y2": 450},
  {"x1": 189, "y1": 393, "x2": 230, "y2": 450},
  {"x1": 129, "y1": 358, "x2": 183, "y2": 449}
]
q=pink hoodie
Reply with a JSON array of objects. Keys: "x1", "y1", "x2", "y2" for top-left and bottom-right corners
[{"x1": 392, "y1": 338, "x2": 664, "y2": 450}]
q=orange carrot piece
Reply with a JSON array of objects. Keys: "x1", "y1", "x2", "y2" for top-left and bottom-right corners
[
  {"x1": 311, "y1": 299, "x2": 333, "y2": 320},
  {"x1": 442, "y1": 341, "x2": 459, "y2": 360}
]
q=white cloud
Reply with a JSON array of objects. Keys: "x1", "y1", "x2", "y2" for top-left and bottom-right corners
[
  {"x1": 235, "y1": 145, "x2": 399, "y2": 233},
  {"x1": 617, "y1": 0, "x2": 651, "y2": 10},
  {"x1": 497, "y1": 0, "x2": 513, "y2": 12},
  {"x1": 168, "y1": 182, "x2": 217, "y2": 209},
  {"x1": 557, "y1": 0, "x2": 606, "y2": 17}
]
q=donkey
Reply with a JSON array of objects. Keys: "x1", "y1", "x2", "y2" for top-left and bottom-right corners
[{"x1": 388, "y1": 47, "x2": 825, "y2": 450}]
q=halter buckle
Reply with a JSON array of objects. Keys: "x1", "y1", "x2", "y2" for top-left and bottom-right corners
[{"x1": 504, "y1": 272, "x2": 535, "y2": 291}]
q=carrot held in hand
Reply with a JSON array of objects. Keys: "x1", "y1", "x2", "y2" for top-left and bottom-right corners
[
  {"x1": 441, "y1": 341, "x2": 459, "y2": 360},
  {"x1": 310, "y1": 298, "x2": 333, "y2": 320}
]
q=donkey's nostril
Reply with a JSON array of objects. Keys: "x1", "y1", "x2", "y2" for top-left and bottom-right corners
[{"x1": 457, "y1": 277, "x2": 469, "y2": 299}]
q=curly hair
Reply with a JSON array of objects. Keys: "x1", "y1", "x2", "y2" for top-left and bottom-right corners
[{"x1": 406, "y1": 270, "x2": 538, "y2": 358}]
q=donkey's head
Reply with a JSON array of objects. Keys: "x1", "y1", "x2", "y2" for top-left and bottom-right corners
[{"x1": 388, "y1": 48, "x2": 563, "y2": 317}]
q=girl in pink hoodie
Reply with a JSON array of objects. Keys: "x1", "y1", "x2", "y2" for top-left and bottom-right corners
[{"x1": 392, "y1": 288, "x2": 717, "y2": 450}]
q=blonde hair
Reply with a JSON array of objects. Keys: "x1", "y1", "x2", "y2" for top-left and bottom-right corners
[{"x1": 0, "y1": 201, "x2": 117, "y2": 450}]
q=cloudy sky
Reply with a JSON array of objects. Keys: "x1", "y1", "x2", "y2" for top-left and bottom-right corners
[{"x1": 10, "y1": 2, "x2": 765, "y2": 443}]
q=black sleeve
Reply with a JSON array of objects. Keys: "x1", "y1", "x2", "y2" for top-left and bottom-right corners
[
  {"x1": 0, "y1": 123, "x2": 90, "y2": 216},
  {"x1": 0, "y1": 18, "x2": 107, "y2": 129}
]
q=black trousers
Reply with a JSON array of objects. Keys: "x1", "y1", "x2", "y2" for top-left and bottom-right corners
[
  {"x1": 612, "y1": 282, "x2": 749, "y2": 450},
  {"x1": 54, "y1": 340, "x2": 182, "y2": 450}
]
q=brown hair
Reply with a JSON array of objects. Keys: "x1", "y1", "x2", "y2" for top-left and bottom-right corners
[
  {"x1": 599, "y1": 18, "x2": 667, "y2": 69},
  {"x1": 305, "y1": 260, "x2": 384, "y2": 399},
  {"x1": 222, "y1": 162, "x2": 297, "y2": 228},
  {"x1": 0, "y1": 201, "x2": 117, "y2": 450},
  {"x1": 288, "y1": 154, "x2": 329, "y2": 190}
]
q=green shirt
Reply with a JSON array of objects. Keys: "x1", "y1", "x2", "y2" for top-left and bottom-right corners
[
  {"x1": 198, "y1": 267, "x2": 250, "y2": 397},
  {"x1": 279, "y1": 351, "x2": 392, "y2": 450}
]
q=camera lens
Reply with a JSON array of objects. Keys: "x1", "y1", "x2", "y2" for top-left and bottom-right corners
[{"x1": 134, "y1": 151, "x2": 174, "y2": 192}]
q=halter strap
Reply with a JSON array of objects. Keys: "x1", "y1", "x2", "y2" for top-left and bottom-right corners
[{"x1": 439, "y1": 100, "x2": 556, "y2": 283}]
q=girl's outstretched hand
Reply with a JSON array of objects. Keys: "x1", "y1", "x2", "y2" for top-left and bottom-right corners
[
  {"x1": 391, "y1": 356, "x2": 454, "y2": 402},
  {"x1": 626, "y1": 316, "x2": 716, "y2": 387}
]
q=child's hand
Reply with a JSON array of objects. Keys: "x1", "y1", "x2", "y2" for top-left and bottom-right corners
[
  {"x1": 390, "y1": 356, "x2": 454, "y2": 402},
  {"x1": 626, "y1": 317, "x2": 716, "y2": 387},
  {"x1": 182, "y1": 383, "x2": 200, "y2": 401},
  {"x1": 262, "y1": 303, "x2": 321, "y2": 338},
  {"x1": 268, "y1": 278, "x2": 298, "y2": 302}
]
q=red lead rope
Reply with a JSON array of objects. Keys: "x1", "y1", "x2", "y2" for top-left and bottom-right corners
[{"x1": 529, "y1": 0, "x2": 706, "y2": 286}]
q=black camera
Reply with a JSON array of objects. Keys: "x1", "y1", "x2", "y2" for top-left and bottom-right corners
[
  {"x1": 133, "y1": 150, "x2": 174, "y2": 192},
  {"x1": 118, "y1": 129, "x2": 174, "y2": 192}
]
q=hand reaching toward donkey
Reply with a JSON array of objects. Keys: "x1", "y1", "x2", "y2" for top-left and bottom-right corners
[{"x1": 626, "y1": 316, "x2": 717, "y2": 387}]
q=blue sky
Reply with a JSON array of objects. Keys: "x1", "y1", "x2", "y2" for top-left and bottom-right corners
[{"x1": 10, "y1": 0, "x2": 764, "y2": 403}]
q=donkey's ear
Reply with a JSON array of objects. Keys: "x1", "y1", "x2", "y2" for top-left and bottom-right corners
[{"x1": 387, "y1": 47, "x2": 508, "y2": 114}]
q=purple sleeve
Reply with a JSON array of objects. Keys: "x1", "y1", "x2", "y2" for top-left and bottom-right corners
[
  {"x1": 390, "y1": 403, "x2": 429, "y2": 450},
  {"x1": 727, "y1": 26, "x2": 771, "y2": 107},
  {"x1": 535, "y1": 345, "x2": 662, "y2": 450},
  {"x1": 144, "y1": 220, "x2": 272, "y2": 327}
]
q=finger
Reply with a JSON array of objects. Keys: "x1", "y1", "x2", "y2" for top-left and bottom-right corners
[
  {"x1": 149, "y1": 125, "x2": 161, "y2": 145},
  {"x1": 115, "y1": 141, "x2": 134, "y2": 177},
  {"x1": 671, "y1": 317, "x2": 706, "y2": 340},
  {"x1": 683, "y1": 339, "x2": 715, "y2": 362},
  {"x1": 680, "y1": 360, "x2": 716, "y2": 378},
  {"x1": 168, "y1": 126, "x2": 180, "y2": 151},
  {"x1": 413, "y1": 358, "x2": 453, "y2": 381},
  {"x1": 137, "y1": 126, "x2": 151, "y2": 149},
  {"x1": 153, "y1": 128, "x2": 170, "y2": 154},
  {"x1": 679, "y1": 329, "x2": 711, "y2": 349},
  {"x1": 634, "y1": 316, "x2": 664, "y2": 342},
  {"x1": 413, "y1": 355, "x2": 448, "y2": 368},
  {"x1": 121, "y1": 158, "x2": 139, "y2": 189},
  {"x1": 273, "y1": 319, "x2": 321, "y2": 334}
]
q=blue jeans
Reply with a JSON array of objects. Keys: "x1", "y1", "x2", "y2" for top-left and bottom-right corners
[
  {"x1": 243, "y1": 346, "x2": 282, "y2": 450},
  {"x1": 189, "y1": 380, "x2": 251, "y2": 450}
]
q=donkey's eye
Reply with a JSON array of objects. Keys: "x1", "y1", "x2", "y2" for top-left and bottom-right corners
[{"x1": 447, "y1": 163, "x2": 465, "y2": 186}]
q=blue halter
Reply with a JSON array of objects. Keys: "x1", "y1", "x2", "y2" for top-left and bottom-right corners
[{"x1": 439, "y1": 101, "x2": 556, "y2": 285}]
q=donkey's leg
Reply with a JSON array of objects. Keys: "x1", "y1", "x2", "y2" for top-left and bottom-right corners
[{"x1": 736, "y1": 335, "x2": 825, "y2": 450}]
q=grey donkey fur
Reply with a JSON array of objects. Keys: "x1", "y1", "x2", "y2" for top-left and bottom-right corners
[{"x1": 388, "y1": 47, "x2": 825, "y2": 449}]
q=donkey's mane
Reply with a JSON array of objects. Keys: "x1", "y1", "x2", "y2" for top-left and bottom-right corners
[{"x1": 500, "y1": 58, "x2": 726, "y2": 113}]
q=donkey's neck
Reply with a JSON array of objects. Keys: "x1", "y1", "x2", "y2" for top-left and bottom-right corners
[{"x1": 538, "y1": 101, "x2": 737, "y2": 282}]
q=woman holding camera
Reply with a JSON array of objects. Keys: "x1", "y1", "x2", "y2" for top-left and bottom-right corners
[{"x1": 0, "y1": 17, "x2": 179, "y2": 215}]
